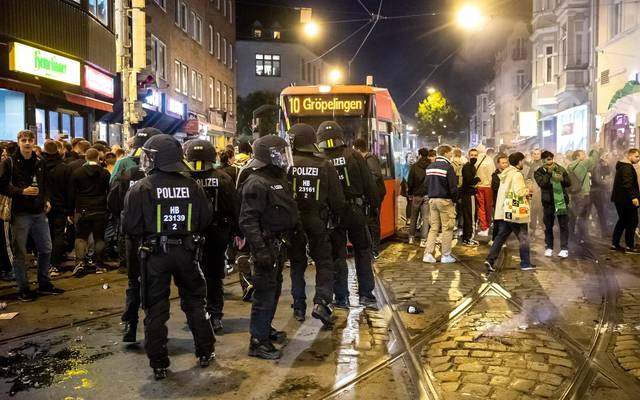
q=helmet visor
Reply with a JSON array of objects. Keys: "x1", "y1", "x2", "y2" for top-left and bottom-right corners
[
  {"x1": 140, "y1": 147, "x2": 158, "y2": 175},
  {"x1": 269, "y1": 145, "x2": 293, "y2": 170}
]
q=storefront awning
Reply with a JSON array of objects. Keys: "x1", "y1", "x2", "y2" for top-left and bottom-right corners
[
  {"x1": 0, "y1": 77, "x2": 40, "y2": 95},
  {"x1": 63, "y1": 91, "x2": 113, "y2": 112},
  {"x1": 605, "y1": 91, "x2": 640, "y2": 124}
]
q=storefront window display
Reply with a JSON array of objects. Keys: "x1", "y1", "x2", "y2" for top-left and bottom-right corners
[
  {"x1": 556, "y1": 104, "x2": 588, "y2": 154},
  {"x1": 0, "y1": 89, "x2": 25, "y2": 141}
]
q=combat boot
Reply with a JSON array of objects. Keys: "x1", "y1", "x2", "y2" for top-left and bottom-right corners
[
  {"x1": 248, "y1": 337, "x2": 282, "y2": 360},
  {"x1": 269, "y1": 327, "x2": 287, "y2": 344},
  {"x1": 122, "y1": 321, "x2": 137, "y2": 343},
  {"x1": 312, "y1": 302, "x2": 334, "y2": 328},
  {"x1": 153, "y1": 367, "x2": 167, "y2": 380}
]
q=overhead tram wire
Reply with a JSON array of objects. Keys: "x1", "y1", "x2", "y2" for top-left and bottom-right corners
[
  {"x1": 347, "y1": 0, "x2": 384, "y2": 79},
  {"x1": 356, "y1": 0, "x2": 373, "y2": 16},
  {"x1": 306, "y1": 20, "x2": 373, "y2": 64}
]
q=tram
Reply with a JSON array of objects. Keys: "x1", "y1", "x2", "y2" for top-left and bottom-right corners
[{"x1": 279, "y1": 85, "x2": 416, "y2": 238}]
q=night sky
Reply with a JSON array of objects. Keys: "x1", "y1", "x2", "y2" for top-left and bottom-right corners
[{"x1": 240, "y1": 0, "x2": 531, "y2": 118}]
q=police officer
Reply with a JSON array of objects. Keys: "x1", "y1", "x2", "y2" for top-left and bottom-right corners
[
  {"x1": 239, "y1": 135, "x2": 299, "y2": 360},
  {"x1": 317, "y1": 121, "x2": 380, "y2": 309},
  {"x1": 122, "y1": 134, "x2": 214, "y2": 380},
  {"x1": 184, "y1": 139, "x2": 239, "y2": 334},
  {"x1": 287, "y1": 124, "x2": 345, "y2": 326},
  {"x1": 107, "y1": 127, "x2": 161, "y2": 343}
]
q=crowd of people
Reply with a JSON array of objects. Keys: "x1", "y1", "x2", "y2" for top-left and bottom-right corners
[
  {"x1": 403, "y1": 143, "x2": 640, "y2": 272},
  {"x1": 0, "y1": 122, "x2": 387, "y2": 379}
]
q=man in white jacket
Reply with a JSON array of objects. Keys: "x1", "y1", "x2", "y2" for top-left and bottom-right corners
[
  {"x1": 484, "y1": 152, "x2": 536, "y2": 273},
  {"x1": 475, "y1": 147, "x2": 496, "y2": 236}
]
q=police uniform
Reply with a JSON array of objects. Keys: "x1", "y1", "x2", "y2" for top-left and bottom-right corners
[
  {"x1": 239, "y1": 135, "x2": 299, "y2": 360},
  {"x1": 287, "y1": 124, "x2": 345, "y2": 326},
  {"x1": 317, "y1": 122, "x2": 380, "y2": 309},
  {"x1": 184, "y1": 139, "x2": 239, "y2": 333},
  {"x1": 122, "y1": 134, "x2": 214, "y2": 379},
  {"x1": 107, "y1": 128, "x2": 161, "y2": 343}
]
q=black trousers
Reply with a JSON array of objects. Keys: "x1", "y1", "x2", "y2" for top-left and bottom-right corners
[
  {"x1": 613, "y1": 202, "x2": 639, "y2": 248},
  {"x1": 202, "y1": 229, "x2": 228, "y2": 319},
  {"x1": 48, "y1": 208, "x2": 67, "y2": 267},
  {"x1": 235, "y1": 243, "x2": 252, "y2": 291},
  {"x1": 332, "y1": 205, "x2": 375, "y2": 301},
  {"x1": 367, "y1": 203, "x2": 382, "y2": 254},
  {"x1": 568, "y1": 195, "x2": 590, "y2": 241},
  {"x1": 542, "y1": 205, "x2": 569, "y2": 250},
  {"x1": 460, "y1": 194, "x2": 475, "y2": 241},
  {"x1": 590, "y1": 189, "x2": 610, "y2": 237},
  {"x1": 143, "y1": 247, "x2": 214, "y2": 369},
  {"x1": 121, "y1": 237, "x2": 141, "y2": 323},
  {"x1": 290, "y1": 213, "x2": 334, "y2": 309},
  {"x1": 250, "y1": 242, "x2": 285, "y2": 340},
  {"x1": 74, "y1": 211, "x2": 107, "y2": 263}
]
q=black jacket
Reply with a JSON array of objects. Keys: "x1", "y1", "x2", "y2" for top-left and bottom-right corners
[
  {"x1": 491, "y1": 169, "x2": 501, "y2": 200},
  {"x1": 460, "y1": 161, "x2": 481, "y2": 196},
  {"x1": 611, "y1": 161, "x2": 640, "y2": 204},
  {"x1": 0, "y1": 152, "x2": 47, "y2": 215},
  {"x1": 534, "y1": 164, "x2": 571, "y2": 207},
  {"x1": 65, "y1": 151, "x2": 80, "y2": 163},
  {"x1": 591, "y1": 158, "x2": 611, "y2": 192},
  {"x1": 67, "y1": 156, "x2": 86, "y2": 172},
  {"x1": 107, "y1": 164, "x2": 145, "y2": 217},
  {"x1": 69, "y1": 163, "x2": 110, "y2": 213},
  {"x1": 407, "y1": 158, "x2": 429, "y2": 197},
  {"x1": 190, "y1": 167, "x2": 240, "y2": 236},
  {"x1": 324, "y1": 147, "x2": 379, "y2": 206},
  {"x1": 42, "y1": 153, "x2": 72, "y2": 213},
  {"x1": 289, "y1": 152, "x2": 345, "y2": 217},
  {"x1": 364, "y1": 153, "x2": 386, "y2": 203}
]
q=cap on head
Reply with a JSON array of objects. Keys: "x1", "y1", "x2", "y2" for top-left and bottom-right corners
[
  {"x1": 142, "y1": 134, "x2": 190, "y2": 172},
  {"x1": 184, "y1": 139, "x2": 216, "y2": 171},
  {"x1": 133, "y1": 127, "x2": 163, "y2": 150},
  {"x1": 252, "y1": 135, "x2": 290, "y2": 169},
  {"x1": 290, "y1": 123, "x2": 320, "y2": 153},
  {"x1": 316, "y1": 121, "x2": 345, "y2": 149}
]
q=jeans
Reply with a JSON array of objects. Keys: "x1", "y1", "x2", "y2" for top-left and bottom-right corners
[
  {"x1": 590, "y1": 189, "x2": 610, "y2": 237},
  {"x1": 486, "y1": 221, "x2": 531, "y2": 268},
  {"x1": 460, "y1": 194, "x2": 475, "y2": 241},
  {"x1": 408, "y1": 196, "x2": 429, "y2": 239},
  {"x1": 12, "y1": 213, "x2": 52, "y2": 293},
  {"x1": 613, "y1": 201, "x2": 639, "y2": 248},
  {"x1": 476, "y1": 187, "x2": 493, "y2": 231},
  {"x1": 542, "y1": 205, "x2": 569, "y2": 251},
  {"x1": 425, "y1": 198, "x2": 456, "y2": 257}
]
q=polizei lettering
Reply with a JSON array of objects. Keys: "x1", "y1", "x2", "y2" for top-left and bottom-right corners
[
  {"x1": 196, "y1": 177, "x2": 219, "y2": 187},
  {"x1": 331, "y1": 157, "x2": 346, "y2": 167},
  {"x1": 291, "y1": 166, "x2": 319, "y2": 176},
  {"x1": 156, "y1": 187, "x2": 190, "y2": 199}
]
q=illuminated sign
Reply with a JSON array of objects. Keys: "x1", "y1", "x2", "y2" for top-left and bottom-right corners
[
  {"x1": 84, "y1": 65, "x2": 114, "y2": 98},
  {"x1": 9, "y1": 42, "x2": 80, "y2": 85},
  {"x1": 144, "y1": 90, "x2": 160, "y2": 108},
  {"x1": 285, "y1": 95, "x2": 367, "y2": 117},
  {"x1": 167, "y1": 98, "x2": 185, "y2": 118}
]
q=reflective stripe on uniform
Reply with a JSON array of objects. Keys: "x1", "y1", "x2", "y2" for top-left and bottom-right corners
[
  {"x1": 344, "y1": 167, "x2": 351, "y2": 187},
  {"x1": 156, "y1": 204, "x2": 161, "y2": 233},
  {"x1": 187, "y1": 203, "x2": 192, "y2": 231}
]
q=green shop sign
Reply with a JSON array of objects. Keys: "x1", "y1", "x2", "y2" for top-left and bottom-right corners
[{"x1": 9, "y1": 42, "x2": 80, "y2": 86}]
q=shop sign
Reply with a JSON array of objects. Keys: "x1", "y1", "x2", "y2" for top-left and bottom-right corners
[
  {"x1": 518, "y1": 111, "x2": 538, "y2": 137},
  {"x1": 9, "y1": 42, "x2": 80, "y2": 85},
  {"x1": 84, "y1": 65, "x2": 114, "y2": 98},
  {"x1": 167, "y1": 97, "x2": 185, "y2": 118}
]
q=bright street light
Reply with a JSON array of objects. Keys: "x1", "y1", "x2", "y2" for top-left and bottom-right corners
[
  {"x1": 439, "y1": 118, "x2": 443, "y2": 122},
  {"x1": 431, "y1": 131, "x2": 436, "y2": 135},
  {"x1": 427, "y1": 87, "x2": 436, "y2": 95},
  {"x1": 329, "y1": 68, "x2": 342, "y2": 84},
  {"x1": 304, "y1": 21, "x2": 320, "y2": 38},
  {"x1": 457, "y1": 4, "x2": 484, "y2": 30}
]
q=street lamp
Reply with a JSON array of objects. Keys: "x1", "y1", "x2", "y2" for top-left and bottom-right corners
[
  {"x1": 427, "y1": 87, "x2": 436, "y2": 95},
  {"x1": 329, "y1": 68, "x2": 343, "y2": 84},
  {"x1": 304, "y1": 21, "x2": 320, "y2": 38},
  {"x1": 457, "y1": 4, "x2": 484, "y2": 30}
]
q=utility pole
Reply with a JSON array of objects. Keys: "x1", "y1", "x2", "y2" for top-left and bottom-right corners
[{"x1": 116, "y1": 0, "x2": 147, "y2": 144}]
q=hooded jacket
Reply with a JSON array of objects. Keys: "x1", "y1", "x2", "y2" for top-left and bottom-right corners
[
  {"x1": 494, "y1": 166, "x2": 529, "y2": 223},
  {"x1": 407, "y1": 157, "x2": 430, "y2": 197},
  {"x1": 611, "y1": 159, "x2": 640, "y2": 204},
  {"x1": 69, "y1": 162, "x2": 110, "y2": 213},
  {"x1": 42, "y1": 152, "x2": 72, "y2": 213}
]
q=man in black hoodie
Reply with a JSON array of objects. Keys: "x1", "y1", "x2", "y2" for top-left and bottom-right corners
[
  {"x1": 69, "y1": 148, "x2": 111, "y2": 275},
  {"x1": 67, "y1": 140, "x2": 91, "y2": 171},
  {"x1": 407, "y1": 148, "x2": 430, "y2": 246},
  {"x1": 460, "y1": 149, "x2": 481, "y2": 246},
  {"x1": 42, "y1": 140, "x2": 72, "y2": 273},
  {"x1": 611, "y1": 148, "x2": 640, "y2": 253},
  {"x1": 0, "y1": 130, "x2": 64, "y2": 301}
]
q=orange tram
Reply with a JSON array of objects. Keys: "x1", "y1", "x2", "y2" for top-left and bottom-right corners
[{"x1": 279, "y1": 85, "x2": 417, "y2": 239}]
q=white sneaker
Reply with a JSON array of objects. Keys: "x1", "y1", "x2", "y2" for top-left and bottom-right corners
[
  {"x1": 441, "y1": 255, "x2": 456, "y2": 264},
  {"x1": 544, "y1": 249, "x2": 553, "y2": 257},
  {"x1": 419, "y1": 239, "x2": 427, "y2": 248},
  {"x1": 488, "y1": 240, "x2": 494, "y2": 246},
  {"x1": 423, "y1": 253, "x2": 437, "y2": 263},
  {"x1": 558, "y1": 249, "x2": 569, "y2": 258},
  {"x1": 408, "y1": 237, "x2": 415, "y2": 245},
  {"x1": 477, "y1": 229, "x2": 489, "y2": 237}
]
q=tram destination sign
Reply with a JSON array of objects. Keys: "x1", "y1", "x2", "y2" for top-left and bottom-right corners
[{"x1": 285, "y1": 95, "x2": 367, "y2": 117}]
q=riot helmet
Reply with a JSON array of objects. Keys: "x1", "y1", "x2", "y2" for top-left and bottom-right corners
[
  {"x1": 251, "y1": 135, "x2": 292, "y2": 170},
  {"x1": 290, "y1": 123, "x2": 321, "y2": 153},
  {"x1": 140, "y1": 134, "x2": 191, "y2": 174},
  {"x1": 132, "y1": 127, "x2": 162, "y2": 158},
  {"x1": 183, "y1": 139, "x2": 216, "y2": 171},
  {"x1": 316, "y1": 121, "x2": 345, "y2": 149}
]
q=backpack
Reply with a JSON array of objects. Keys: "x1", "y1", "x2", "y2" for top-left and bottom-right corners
[{"x1": 567, "y1": 165, "x2": 586, "y2": 195}]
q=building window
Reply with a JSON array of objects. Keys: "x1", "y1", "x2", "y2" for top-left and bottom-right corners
[
  {"x1": 229, "y1": 87, "x2": 234, "y2": 115},
  {"x1": 174, "y1": 0, "x2": 180, "y2": 24},
  {"x1": 192, "y1": 13, "x2": 202, "y2": 43},
  {"x1": 180, "y1": 2, "x2": 188, "y2": 32},
  {"x1": 196, "y1": 72, "x2": 203, "y2": 101},
  {"x1": 174, "y1": 60, "x2": 181, "y2": 92},
  {"x1": 153, "y1": 0, "x2": 166, "y2": 10},
  {"x1": 88, "y1": 0, "x2": 108, "y2": 26},
  {"x1": 216, "y1": 80, "x2": 221, "y2": 109},
  {"x1": 516, "y1": 70, "x2": 526, "y2": 90},
  {"x1": 256, "y1": 54, "x2": 281, "y2": 77},
  {"x1": 181, "y1": 63, "x2": 188, "y2": 95},
  {"x1": 216, "y1": 32, "x2": 221, "y2": 60},
  {"x1": 223, "y1": 0, "x2": 227, "y2": 17},
  {"x1": 273, "y1": 31, "x2": 281, "y2": 40},
  {"x1": 217, "y1": 0, "x2": 221, "y2": 10},
  {"x1": 545, "y1": 45, "x2": 554, "y2": 83},
  {"x1": 228, "y1": 44, "x2": 233, "y2": 70},
  {"x1": 223, "y1": 38, "x2": 227, "y2": 65},
  {"x1": 209, "y1": 25, "x2": 214, "y2": 54},
  {"x1": 228, "y1": 1, "x2": 232, "y2": 23},
  {"x1": 222, "y1": 84, "x2": 227, "y2": 111},
  {"x1": 191, "y1": 70, "x2": 197, "y2": 99},
  {"x1": 254, "y1": 29, "x2": 262, "y2": 38},
  {"x1": 561, "y1": 24, "x2": 567, "y2": 68},
  {"x1": 151, "y1": 36, "x2": 167, "y2": 79},
  {"x1": 209, "y1": 77, "x2": 214, "y2": 108},
  {"x1": 513, "y1": 38, "x2": 526, "y2": 60},
  {"x1": 612, "y1": 0, "x2": 623, "y2": 38}
]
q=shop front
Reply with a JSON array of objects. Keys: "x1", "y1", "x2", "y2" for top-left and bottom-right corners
[
  {"x1": 602, "y1": 81, "x2": 640, "y2": 156},
  {"x1": 555, "y1": 104, "x2": 589, "y2": 155}
]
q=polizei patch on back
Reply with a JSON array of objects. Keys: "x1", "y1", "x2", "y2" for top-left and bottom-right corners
[{"x1": 156, "y1": 187, "x2": 190, "y2": 199}]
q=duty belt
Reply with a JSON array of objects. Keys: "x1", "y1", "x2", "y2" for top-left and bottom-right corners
[
  {"x1": 347, "y1": 197, "x2": 365, "y2": 207},
  {"x1": 143, "y1": 235, "x2": 198, "y2": 254}
]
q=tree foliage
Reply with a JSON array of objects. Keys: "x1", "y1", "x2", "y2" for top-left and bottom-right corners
[
  {"x1": 236, "y1": 91, "x2": 279, "y2": 137},
  {"x1": 415, "y1": 90, "x2": 463, "y2": 140}
]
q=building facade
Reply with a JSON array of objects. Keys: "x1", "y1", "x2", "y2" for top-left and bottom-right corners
[
  {"x1": 138, "y1": 0, "x2": 236, "y2": 148},
  {"x1": 0, "y1": 0, "x2": 117, "y2": 144},
  {"x1": 596, "y1": 0, "x2": 640, "y2": 155}
]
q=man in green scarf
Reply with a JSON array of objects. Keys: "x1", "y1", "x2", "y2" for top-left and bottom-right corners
[{"x1": 534, "y1": 151, "x2": 571, "y2": 258}]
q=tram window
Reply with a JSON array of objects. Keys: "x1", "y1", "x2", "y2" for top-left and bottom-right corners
[{"x1": 378, "y1": 134, "x2": 393, "y2": 178}]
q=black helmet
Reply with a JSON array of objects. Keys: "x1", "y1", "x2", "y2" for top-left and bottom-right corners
[
  {"x1": 290, "y1": 123, "x2": 321, "y2": 153},
  {"x1": 133, "y1": 127, "x2": 163, "y2": 150},
  {"x1": 251, "y1": 135, "x2": 292, "y2": 170},
  {"x1": 140, "y1": 134, "x2": 191, "y2": 174},
  {"x1": 316, "y1": 121, "x2": 345, "y2": 149},
  {"x1": 184, "y1": 139, "x2": 216, "y2": 171}
]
